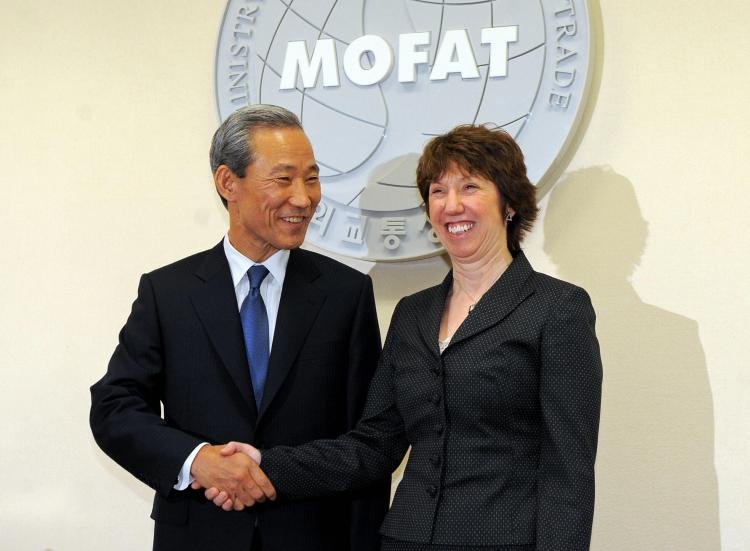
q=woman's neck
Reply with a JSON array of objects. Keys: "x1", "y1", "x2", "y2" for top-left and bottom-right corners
[{"x1": 452, "y1": 246, "x2": 514, "y2": 298}]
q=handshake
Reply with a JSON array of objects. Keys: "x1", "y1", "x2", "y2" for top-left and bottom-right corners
[{"x1": 189, "y1": 441, "x2": 276, "y2": 511}]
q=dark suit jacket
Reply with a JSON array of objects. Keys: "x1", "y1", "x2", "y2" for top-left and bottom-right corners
[
  {"x1": 90, "y1": 242, "x2": 389, "y2": 551},
  {"x1": 261, "y1": 251, "x2": 602, "y2": 550}
]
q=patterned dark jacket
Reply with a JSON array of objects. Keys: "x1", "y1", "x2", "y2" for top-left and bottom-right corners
[{"x1": 262, "y1": 251, "x2": 602, "y2": 550}]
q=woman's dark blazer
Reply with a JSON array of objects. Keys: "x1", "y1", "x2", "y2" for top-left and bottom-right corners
[{"x1": 262, "y1": 251, "x2": 602, "y2": 550}]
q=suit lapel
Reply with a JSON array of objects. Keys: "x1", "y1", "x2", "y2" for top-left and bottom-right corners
[
  {"x1": 416, "y1": 274, "x2": 453, "y2": 360},
  {"x1": 450, "y1": 251, "x2": 535, "y2": 348},
  {"x1": 190, "y1": 242, "x2": 257, "y2": 419},
  {"x1": 258, "y1": 249, "x2": 325, "y2": 420}
]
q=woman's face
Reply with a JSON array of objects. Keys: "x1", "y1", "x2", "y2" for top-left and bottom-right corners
[{"x1": 428, "y1": 164, "x2": 510, "y2": 263}]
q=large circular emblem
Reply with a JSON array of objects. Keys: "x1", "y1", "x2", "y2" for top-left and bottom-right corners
[{"x1": 216, "y1": 0, "x2": 592, "y2": 261}]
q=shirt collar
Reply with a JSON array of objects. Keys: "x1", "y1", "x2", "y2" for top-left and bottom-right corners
[{"x1": 222, "y1": 235, "x2": 289, "y2": 288}]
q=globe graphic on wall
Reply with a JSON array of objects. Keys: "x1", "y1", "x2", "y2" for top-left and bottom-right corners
[{"x1": 216, "y1": 0, "x2": 591, "y2": 260}]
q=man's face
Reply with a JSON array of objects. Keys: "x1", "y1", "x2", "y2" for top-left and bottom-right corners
[{"x1": 227, "y1": 127, "x2": 321, "y2": 262}]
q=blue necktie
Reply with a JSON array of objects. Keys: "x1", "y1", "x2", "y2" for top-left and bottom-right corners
[{"x1": 240, "y1": 265, "x2": 270, "y2": 410}]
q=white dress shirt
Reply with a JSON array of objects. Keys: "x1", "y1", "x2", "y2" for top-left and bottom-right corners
[{"x1": 173, "y1": 236, "x2": 290, "y2": 490}]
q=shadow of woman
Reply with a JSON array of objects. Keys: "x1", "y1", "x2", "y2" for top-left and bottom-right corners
[{"x1": 543, "y1": 167, "x2": 720, "y2": 549}]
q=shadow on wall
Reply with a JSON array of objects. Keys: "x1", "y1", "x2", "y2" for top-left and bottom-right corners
[{"x1": 543, "y1": 167, "x2": 720, "y2": 550}]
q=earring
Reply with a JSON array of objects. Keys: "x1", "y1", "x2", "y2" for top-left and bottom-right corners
[{"x1": 506, "y1": 211, "x2": 514, "y2": 222}]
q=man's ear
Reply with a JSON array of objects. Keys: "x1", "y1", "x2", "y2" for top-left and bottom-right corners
[{"x1": 214, "y1": 165, "x2": 237, "y2": 204}]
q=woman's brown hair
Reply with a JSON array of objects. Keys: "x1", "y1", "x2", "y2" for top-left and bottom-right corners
[{"x1": 416, "y1": 124, "x2": 538, "y2": 253}]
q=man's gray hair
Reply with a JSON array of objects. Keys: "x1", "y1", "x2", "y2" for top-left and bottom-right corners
[{"x1": 210, "y1": 105, "x2": 302, "y2": 206}]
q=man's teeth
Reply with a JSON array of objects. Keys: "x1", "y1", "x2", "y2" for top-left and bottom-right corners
[
  {"x1": 447, "y1": 223, "x2": 474, "y2": 234},
  {"x1": 283, "y1": 216, "x2": 303, "y2": 223}
]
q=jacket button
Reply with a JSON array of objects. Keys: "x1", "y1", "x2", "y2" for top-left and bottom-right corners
[
  {"x1": 429, "y1": 454, "x2": 441, "y2": 467},
  {"x1": 431, "y1": 365, "x2": 441, "y2": 376},
  {"x1": 426, "y1": 485, "x2": 438, "y2": 498},
  {"x1": 434, "y1": 423, "x2": 444, "y2": 435},
  {"x1": 431, "y1": 393, "x2": 441, "y2": 405}
]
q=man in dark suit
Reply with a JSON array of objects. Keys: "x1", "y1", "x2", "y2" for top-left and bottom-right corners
[{"x1": 90, "y1": 105, "x2": 389, "y2": 551}]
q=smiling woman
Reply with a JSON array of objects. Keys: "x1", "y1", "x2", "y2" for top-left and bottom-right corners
[
  {"x1": 416, "y1": 124, "x2": 538, "y2": 256},
  {"x1": 415, "y1": 124, "x2": 540, "y2": 358}
]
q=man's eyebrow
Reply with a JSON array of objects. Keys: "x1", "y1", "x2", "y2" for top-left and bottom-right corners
[
  {"x1": 269, "y1": 163, "x2": 295, "y2": 174},
  {"x1": 268, "y1": 163, "x2": 320, "y2": 174}
]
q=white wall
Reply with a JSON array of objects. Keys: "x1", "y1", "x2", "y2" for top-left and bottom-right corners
[{"x1": 1, "y1": 1, "x2": 748, "y2": 550}]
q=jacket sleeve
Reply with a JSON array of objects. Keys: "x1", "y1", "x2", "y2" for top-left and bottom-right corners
[
  {"x1": 536, "y1": 286, "x2": 603, "y2": 551},
  {"x1": 89, "y1": 274, "x2": 203, "y2": 497},
  {"x1": 345, "y1": 275, "x2": 392, "y2": 551},
  {"x1": 261, "y1": 299, "x2": 410, "y2": 502}
]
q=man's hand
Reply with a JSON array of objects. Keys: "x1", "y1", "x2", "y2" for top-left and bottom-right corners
[
  {"x1": 190, "y1": 444, "x2": 275, "y2": 511},
  {"x1": 191, "y1": 442, "x2": 267, "y2": 510}
]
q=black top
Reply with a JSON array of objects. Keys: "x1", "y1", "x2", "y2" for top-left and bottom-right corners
[{"x1": 262, "y1": 251, "x2": 602, "y2": 550}]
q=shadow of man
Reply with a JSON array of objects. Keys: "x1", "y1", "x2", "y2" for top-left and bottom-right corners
[{"x1": 543, "y1": 166, "x2": 720, "y2": 550}]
